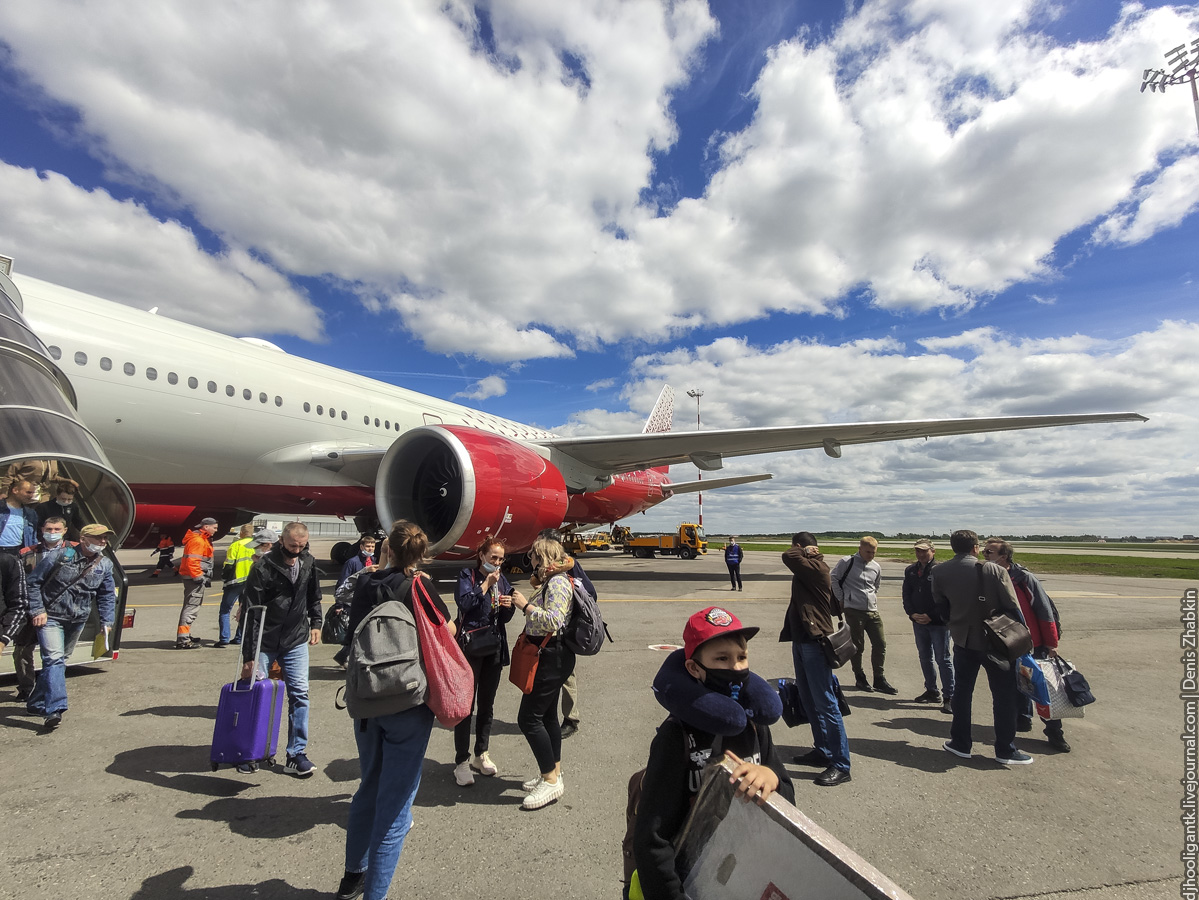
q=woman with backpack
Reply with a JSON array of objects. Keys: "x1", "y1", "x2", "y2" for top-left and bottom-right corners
[
  {"x1": 336, "y1": 521, "x2": 455, "y2": 900},
  {"x1": 510, "y1": 534, "x2": 576, "y2": 811},
  {"x1": 450, "y1": 536, "x2": 518, "y2": 787}
]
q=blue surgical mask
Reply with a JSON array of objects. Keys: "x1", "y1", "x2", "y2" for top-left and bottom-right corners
[
  {"x1": 42, "y1": 531, "x2": 64, "y2": 544},
  {"x1": 481, "y1": 561, "x2": 497, "y2": 573}
]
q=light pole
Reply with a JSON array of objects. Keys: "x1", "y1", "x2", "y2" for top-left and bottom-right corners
[{"x1": 686, "y1": 389, "x2": 703, "y2": 527}]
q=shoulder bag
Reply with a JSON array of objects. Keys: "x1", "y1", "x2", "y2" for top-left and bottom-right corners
[
  {"x1": 978, "y1": 564, "x2": 1033, "y2": 664},
  {"x1": 411, "y1": 576, "x2": 475, "y2": 727},
  {"x1": 818, "y1": 615, "x2": 857, "y2": 669},
  {"x1": 508, "y1": 631, "x2": 552, "y2": 694}
]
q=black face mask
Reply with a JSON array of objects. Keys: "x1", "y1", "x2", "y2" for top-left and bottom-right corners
[
  {"x1": 696, "y1": 662, "x2": 750, "y2": 702},
  {"x1": 279, "y1": 545, "x2": 303, "y2": 559}
]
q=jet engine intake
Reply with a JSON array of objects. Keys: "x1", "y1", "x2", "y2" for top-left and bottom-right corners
[{"x1": 375, "y1": 425, "x2": 569, "y2": 559}]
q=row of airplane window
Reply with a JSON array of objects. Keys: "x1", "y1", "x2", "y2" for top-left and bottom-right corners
[{"x1": 47, "y1": 344, "x2": 405, "y2": 430}]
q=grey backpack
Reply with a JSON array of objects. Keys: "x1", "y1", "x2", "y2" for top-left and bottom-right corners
[
  {"x1": 344, "y1": 578, "x2": 427, "y2": 719},
  {"x1": 562, "y1": 575, "x2": 611, "y2": 656}
]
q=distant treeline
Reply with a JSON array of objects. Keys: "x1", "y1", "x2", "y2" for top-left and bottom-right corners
[{"x1": 690, "y1": 532, "x2": 1192, "y2": 543}]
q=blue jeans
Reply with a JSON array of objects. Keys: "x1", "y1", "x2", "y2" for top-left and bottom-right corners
[
  {"x1": 791, "y1": 639, "x2": 851, "y2": 772},
  {"x1": 27, "y1": 619, "x2": 87, "y2": 716},
  {"x1": 912, "y1": 622, "x2": 954, "y2": 698},
  {"x1": 218, "y1": 582, "x2": 244, "y2": 643},
  {"x1": 256, "y1": 642, "x2": 310, "y2": 757},
  {"x1": 949, "y1": 645, "x2": 1019, "y2": 758},
  {"x1": 344, "y1": 705, "x2": 435, "y2": 900}
]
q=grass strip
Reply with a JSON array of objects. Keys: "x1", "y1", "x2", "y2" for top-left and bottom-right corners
[{"x1": 737, "y1": 544, "x2": 1199, "y2": 580}]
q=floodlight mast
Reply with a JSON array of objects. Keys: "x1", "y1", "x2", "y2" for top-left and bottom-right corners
[
  {"x1": 1141, "y1": 38, "x2": 1199, "y2": 136},
  {"x1": 686, "y1": 388, "x2": 703, "y2": 527}
]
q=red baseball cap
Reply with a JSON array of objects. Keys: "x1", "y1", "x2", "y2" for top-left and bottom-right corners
[{"x1": 683, "y1": 606, "x2": 760, "y2": 659}]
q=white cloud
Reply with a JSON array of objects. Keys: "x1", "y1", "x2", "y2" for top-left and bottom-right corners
[
  {"x1": 0, "y1": 2, "x2": 1195, "y2": 359},
  {"x1": 586, "y1": 378, "x2": 616, "y2": 392},
  {"x1": 0, "y1": 164, "x2": 321, "y2": 338},
  {"x1": 554, "y1": 321, "x2": 1199, "y2": 535},
  {"x1": 453, "y1": 375, "x2": 508, "y2": 402}
]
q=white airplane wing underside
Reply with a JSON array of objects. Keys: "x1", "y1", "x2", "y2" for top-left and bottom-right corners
[
  {"x1": 533, "y1": 412, "x2": 1148, "y2": 475},
  {"x1": 663, "y1": 473, "x2": 774, "y2": 495}
]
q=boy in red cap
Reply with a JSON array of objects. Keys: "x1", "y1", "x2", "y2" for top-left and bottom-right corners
[{"x1": 629, "y1": 606, "x2": 794, "y2": 900}]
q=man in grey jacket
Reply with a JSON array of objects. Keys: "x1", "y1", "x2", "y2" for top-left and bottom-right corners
[
  {"x1": 932, "y1": 529, "x2": 1032, "y2": 766},
  {"x1": 830, "y1": 536, "x2": 897, "y2": 694}
]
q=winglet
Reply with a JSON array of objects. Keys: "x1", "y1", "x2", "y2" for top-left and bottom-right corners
[{"x1": 643, "y1": 385, "x2": 674, "y2": 434}]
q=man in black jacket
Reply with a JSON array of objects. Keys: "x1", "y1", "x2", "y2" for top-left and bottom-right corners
[
  {"x1": 780, "y1": 531, "x2": 851, "y2": 786},
  {"x1": 903, "y1": 539, "x2": 953, "y2": 713},
  {"x1": 240, "y1": 522, "x2": 324, "y2": 777}
]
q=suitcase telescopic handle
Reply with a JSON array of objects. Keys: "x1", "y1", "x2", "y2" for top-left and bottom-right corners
[{"x1": 231, "y1": 605, "x2": 269, "y2": 693}]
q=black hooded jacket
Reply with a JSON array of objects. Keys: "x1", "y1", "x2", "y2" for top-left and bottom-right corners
[{"x1": 240, "y1": 546, "x2": 323, "y2": 659}]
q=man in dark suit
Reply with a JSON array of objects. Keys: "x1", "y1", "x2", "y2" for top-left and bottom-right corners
[{"x1": 932, "y1": 529, "x2": 1032, "y2": 766}]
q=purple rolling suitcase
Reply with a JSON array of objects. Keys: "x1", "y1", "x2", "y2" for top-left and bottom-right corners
[{"x1": 210, "y1": 605, "x2": 286, "y2": 772}]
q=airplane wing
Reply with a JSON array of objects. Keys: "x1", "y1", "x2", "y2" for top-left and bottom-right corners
[
  {"x1": 663, "y1": 473, "x2": 773, "y2": 494},
  {"x1": 535, "y1": 412, "x2": 1148, "y2": 474}
]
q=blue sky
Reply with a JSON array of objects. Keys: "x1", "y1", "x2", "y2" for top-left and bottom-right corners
[{"x1": 0, "y1": 1, "x2": 1196, "y2": 535}]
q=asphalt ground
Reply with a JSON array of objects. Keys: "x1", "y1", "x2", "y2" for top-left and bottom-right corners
[{"x1": 0, "y1": 545, "x2": 1189, "y2": 900}]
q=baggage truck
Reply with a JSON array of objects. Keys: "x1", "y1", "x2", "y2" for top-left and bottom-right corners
[{"x1": 623, "y1": 523, "x2": 707, "y2": 560}]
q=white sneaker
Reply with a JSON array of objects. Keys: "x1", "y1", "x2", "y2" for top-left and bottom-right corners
[
  {"x1": 522, "y1": 776, "x2": 564, "y2": 810},
  {"x1": 453, "y1": 760, "x2": 475, "y2": 786},
  {"x1": 521, "y1": 775, "x2": 542, "y2": 792},
  {"x1": 471, "y1": 751, "x2": 498, "y2": 776}
]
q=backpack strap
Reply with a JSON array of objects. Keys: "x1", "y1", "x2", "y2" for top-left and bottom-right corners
[{"x1": 837, "y1": 554, "x2": 857, "y2": 590}]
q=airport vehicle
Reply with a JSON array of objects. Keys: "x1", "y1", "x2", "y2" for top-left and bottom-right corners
[
  {"x1": 562, "y1": 531, "x2": 612, "y2": 555},
  {"x1": 0, "y1": 263, "x2": 1146, "y2": 567},
  {"x1": 624, "y1": 523, "x2": 707, "y2": 559}
]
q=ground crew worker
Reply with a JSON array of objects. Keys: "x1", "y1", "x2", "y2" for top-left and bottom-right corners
[
  {"x1": 176, "y1": 517, "x2": 219, "y2": 649},
  {"x1": 215, "y1": 524, "x2": 255, "y2": 647}
]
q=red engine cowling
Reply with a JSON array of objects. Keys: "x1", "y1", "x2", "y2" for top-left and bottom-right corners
[{"x1": 375, "y1": 425, "x2": 569, "y2": 559}]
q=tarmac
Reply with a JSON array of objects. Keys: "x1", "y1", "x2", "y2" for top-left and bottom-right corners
[{"x1": 0, "y1": 544, "x2": 1189, "y2": 900}]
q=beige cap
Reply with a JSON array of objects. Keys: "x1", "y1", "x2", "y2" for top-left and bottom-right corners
[{"x1": 81, "y1": 524, "x2": 116, "y2": 538}]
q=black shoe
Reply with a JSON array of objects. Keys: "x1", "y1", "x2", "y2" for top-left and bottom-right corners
[
  {"x1": 873, "y1": 679, "x2": 899, "y2": 695},
  {"x1": 44, "y1": 713, "x2": 62, "y2": 729},
  {"x1": 792, "y1": 750, "x2": 832, "y2": 767},
  {"x1": 149, "y1": 572, "x2": 159, "y2": 578},
  {"x1": 560, "y1": 720, "x2": 579, "y2": 739},
  {"x1": 1047, "y1": 734, "x2": 1072, "y2": 753},
  {"x1": 212, "y1": 641, "x2": 229, "y2": 648},
  {"x1": 15, "y1": 689, "x2": 31, "y2": 702},
  {"x1": 1017, "y1": 715, "x2": 1033, "y2": 733},
  {"x1": 940, "y1": 699, "x2": 953, "y2": 714},
  {"x1": 913, "y1": 689, "x2": 941, "y2": 703},
  {"x1": 336, "y1": 870, "x2": 366, "y2": 900},
  {"x1": 853, "y1": 677, "x2": 873, "y2": 692},
  {"x1": 814, "y1": 766, "x2": 851, "y2": 787}
]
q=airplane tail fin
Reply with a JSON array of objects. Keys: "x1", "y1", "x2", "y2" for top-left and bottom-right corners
[
  {"x1": 642, "y1": 386, "x2": 674, "y2": 473},
  {"x1": 643, "y1": 385, "x2": 674, "y2": 434}
]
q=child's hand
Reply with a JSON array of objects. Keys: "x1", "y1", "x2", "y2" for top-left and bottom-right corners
[{"x1": 725, "y1": 752, "x2": 780, "y2": 806}]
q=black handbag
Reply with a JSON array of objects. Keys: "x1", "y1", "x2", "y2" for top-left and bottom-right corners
[
  {"x1": 774, "y1": 677, "x2": 808, "y2": 727},
  {"x1": 1060, "y1": 659, "x2": 1095, "y2": 707},
  {"x1": 321, "y1": 604, "x2": 349, "y2": 645},
  {"x1": 818, "y1": 617, "x2": 857, "y2": 669},
  {"x1": 458, "y1": 623, "x2": 502, "y2": 659},
  {"x1": 977, "y1": 565, "x2": 1033, "y2": 663}
]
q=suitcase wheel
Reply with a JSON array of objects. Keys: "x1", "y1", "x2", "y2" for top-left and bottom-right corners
[
  {"x1": 266, "y1": 756, "x2": 276, "y2": 767},
  {"x1": 211, "y1": 762, "x2": 219, "y2": 772}
]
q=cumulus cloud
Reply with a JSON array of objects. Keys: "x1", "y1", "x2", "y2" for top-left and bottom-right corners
[
  {"x1": 554, "y1": 322, "x2": 1198, "y2": 535},
  {"x1": 586, "y1": 378, "x2": 616, "y2": 392},
  {"x1": 0, "y1": 2, "x2": 1195, "y2": 359},
  {"x1": 453, "y1": 375, "x2": 508, "y2": 401},
  {"x1": 0, "y1": 164, "x2": 321, "y2": 338}
]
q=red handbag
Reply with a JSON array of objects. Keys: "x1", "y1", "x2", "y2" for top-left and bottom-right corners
[
  {"x1": 411, "y1": 576, "x2": 475, "y2": 727},
  {"x1": 508, "y1": 632, "x2": 552, "y2": 694}
]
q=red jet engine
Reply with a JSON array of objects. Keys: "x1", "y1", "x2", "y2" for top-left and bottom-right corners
[{"x1": 375, "y1": 425, "x2": 569, "y2": 559}]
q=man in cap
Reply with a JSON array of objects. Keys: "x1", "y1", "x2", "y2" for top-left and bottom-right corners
[
  {"x1": 903, "y1": 539, "x2": 953, "y2": 713},
  {"x1": 176, "y1": 517, "x2": 219, "y2": 649},
  {"x1": 26, "y1": 523, "x2": 117, "y2": 728},
  {"x1": 225, "y1": 527, "x2": 277, "y2": 647}
]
